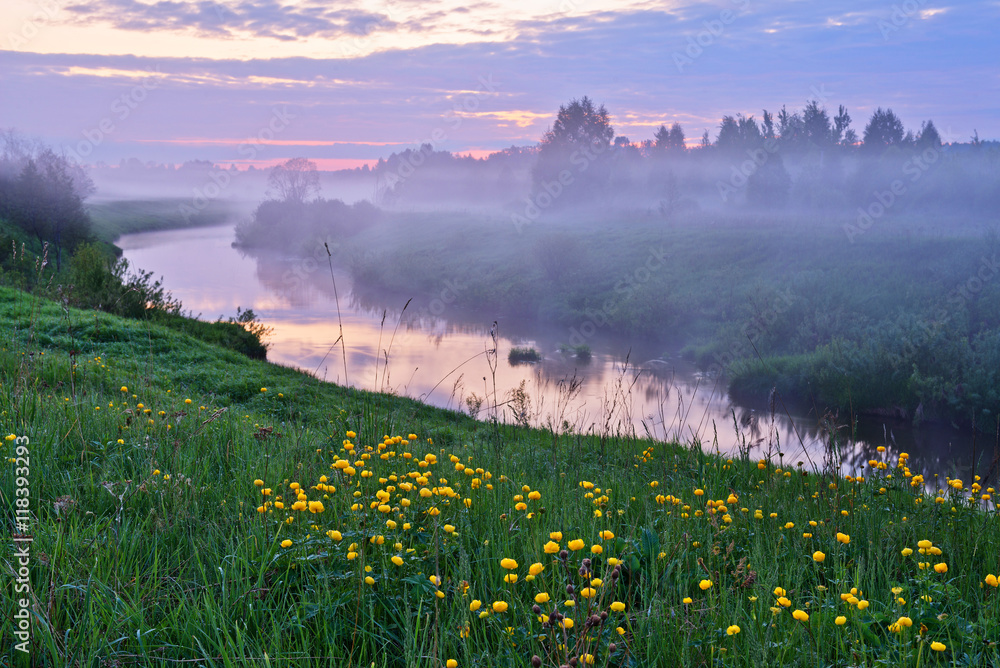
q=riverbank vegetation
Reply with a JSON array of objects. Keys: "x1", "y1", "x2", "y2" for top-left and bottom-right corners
[
  {"x1": 225, "y1": 100, "x2": 1000, "y2": 433},
  {"x1": 2, "y1": 282, "x2": 1000, "y2": 666},
  {"x1": 343, "y1": 209, "x2": 1000, "y2": 433},
  {"x1": 0, "y1": 219, "x2": 268, "y2": 361}
]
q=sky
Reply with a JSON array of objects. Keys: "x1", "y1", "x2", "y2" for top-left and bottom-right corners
[{"x1": 1, "y1": 0, "x2": 997, "y2": 169}]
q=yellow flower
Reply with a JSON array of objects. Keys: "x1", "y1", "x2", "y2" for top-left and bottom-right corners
[
  {"x1": 308, "y1": 500, "x2": 324, "y2": 514},
  {"x1": 568, "y1": 539, "x2": 585, "y2": 551},
  {"x1": 600, "y1": 530, "x2": 615, "y2": 540},
  {"x1": 591, "y1": 544, "x2": 603, "y2": 554},
  {"x1": 777, "y1": 596, "x2": 791, "y2": 607},
  {"x1": 260, "y1": 387, "x2": 267, "y2": 393},
  {"x1": 580, "y1": 587, "x2": 596, "y2": 599},
  {"x1": 444, "y1": 524, "x2": 455, "y2": 533},
  {"x1": 986, "y1": 574, "x2": 999, "y2": 587},
  {"x1": 280, "y1": 539, "x2": 292, "y2": 548},
  {"x1": 857, "y1": 600, "x2": 869, "y2": 610},
  {"x1": 813, "y1": 551, "x2": 826, "y2": 563},
  {"x1": 550, "y1": 531, "x2": 563, "y2": 541},
  {"x1": 610, "y1": 601, "x2": 626, "y2": 612},
  {"x1": 836, "y1": 532, "x2": 850, "y2": 544},
  {"x1": 500, "y1": 558, "x2": 518, "y2": 570},
  {"x1": 470, "y1": 600, "x2": 482, "y2": 612},
  {"x1": 529, "y1": 562, "x2": 544, "y2": 576},
  {"x1": 492, "y1": 600, "x2": 509, "y2": 613},
  {"x1": 447, "y1": 661, "x2": 458, "y2": 668},
  {"x1": 682, "y1": 597, "x2": 692, "y2": 604},
  {"x1": 726, "y1": 624, "x2": 741, "y2": 636},
  {"x1": 254, "y1": 479, "x2": 264, "y2": 487},
  {"x1": 504, "y1": 574, "x2": 518, "y2": 584},
  {"x1": 560, "y1": 618, "x2": 574, "y2": 629},
  {"x1": 901, "y1": 548, "x2": 913, "y2": 556},
  {"x1": 930, "y1": 642, "x2": 946, "y2": 652},
  {"x1": 792, "y1": 609, "x2": 809, "y2": 622},
  {"x1": 391, "y1": 555, "x2": 404, "y2": 566},
  {"x1": 699, "y1": 579, "x2": 713, "y2": 591},
  {"x1": 835, "y1": 616, "x2": 846, "y2": 625},
  {"x1": 544, "y1": 541, "x2": 560, "y2": 554},
  {"x1": 773, "y1": 587, "x2": 787, "y2": 597},
  {"x1": 120, "y1": 386, "x2": 128, "y2": 393},
  {"x1": 365, "y1": 576, "x2": 375, "y2": 585},
  {"x1": 934, "y1": 562, "x2": 948, "y2": 574},
  {"x1": 535, "y1": 592, "x2": 550, "y2": 604}
]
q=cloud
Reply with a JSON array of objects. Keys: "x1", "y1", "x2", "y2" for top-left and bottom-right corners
[
  {"x1": 62, "y1": 0, "x2": 398, "y2": 41},
  {"x1": 1, "y1": 2, "x2": 997, "y2": 166}
]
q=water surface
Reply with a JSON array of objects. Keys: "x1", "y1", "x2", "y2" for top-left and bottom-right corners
[{"x1": 117, "y1": 224, "x2": 988, "y2": 480}]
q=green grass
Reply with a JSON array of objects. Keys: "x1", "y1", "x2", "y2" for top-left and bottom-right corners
[
  {"x1": 86, "y1": 198, "x2": 238, "y2": 243},
  {"x1": 2, "y1": 284, "x2": 1000, "y2": 667}
]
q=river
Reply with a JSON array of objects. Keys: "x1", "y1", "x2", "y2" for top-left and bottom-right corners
[{"x1": 117, "y1": 223, "x2": 990, "y2": 480}]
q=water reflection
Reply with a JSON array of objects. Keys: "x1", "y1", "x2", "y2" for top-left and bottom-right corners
[{"x1": 117, "y1": 223, "x2": 989, "y2": 481}]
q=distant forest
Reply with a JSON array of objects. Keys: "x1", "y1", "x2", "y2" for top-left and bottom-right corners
[{"x1": 369, "y1": 97, "x2": 999, "y2": 219}]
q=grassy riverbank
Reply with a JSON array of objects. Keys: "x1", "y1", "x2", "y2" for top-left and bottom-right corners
[
  {"x1": 87, "y1": 198, "x2": 239, "y2": 245},
  {"x1": 345, "y1": 210, "x2": 1000, "y2": 428},
  {"x1": 2, "y1": 284, "x2": 1000, "y2": 667}
]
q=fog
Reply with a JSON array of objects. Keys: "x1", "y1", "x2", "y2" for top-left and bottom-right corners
[{"x1": 4, "y1": 98, "x2": 1000, "y2": 439}]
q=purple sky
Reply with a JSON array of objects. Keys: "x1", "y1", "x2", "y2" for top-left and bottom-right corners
[{"x1": 2, "y1": 0, "x2": 997, "y2": 169}]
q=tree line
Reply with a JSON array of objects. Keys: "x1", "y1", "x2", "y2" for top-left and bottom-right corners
[{"x1": 0, "y1": 130, "x2": 95, "y2": 270}]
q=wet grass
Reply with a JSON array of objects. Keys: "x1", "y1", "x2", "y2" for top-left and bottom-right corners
[{"x1": 2, "y1": 285, "x2": 1000, "y2": 666}]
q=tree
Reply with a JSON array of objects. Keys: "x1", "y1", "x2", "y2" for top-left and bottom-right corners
[
  {"x1": 667, "y1": 123, "x2": 685, "y2": 152},
  {"x1": 916, "y1": 120, "x2": 942, "y2": 148},
  {"x1": 716, "y1": 115, "x2": 761, "y2": 153},
  {"x1": 652, "y1": 123, "x2": 684, "y2": 154},
  {"x1": 539, "y1": 97, "x2": 614, "y2": 151},
  {"x1": 802, "y1": 100, "x2": 832, "y2": 148},
  {"x1": 7, "y1": 150, "x2": 91, "y2": 271},
  {"x1": 862, "y1": 108, "x2": 905, "y2": 152},
  {"x1": 653, "y1": 125, "x2": 670, "y2": 152},
  {"x1": 833, "y1": 105, "x2": 852, "y2": 146},
  {"x1": 268, "y1": 157, "x2": 320, "y2": 203},
  {"x1": 761, "y1": 110, "x2": 776, "y2": 141},
  {"x1": 532, "y1": 96, "x2": 615, "y2": 198},
  {"x1": 777, "y1": 105, "x2": 805, "y2": 149},
  {"x1": 715, "y1": 116, "x2": 741, "y2": 152}
]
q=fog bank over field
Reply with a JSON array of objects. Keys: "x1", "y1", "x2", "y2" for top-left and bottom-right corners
[{"x1": 4, "y1": 95, "x2": 1000, "y2": 431}]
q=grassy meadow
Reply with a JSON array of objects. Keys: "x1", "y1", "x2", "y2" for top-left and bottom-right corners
[{"x1": 2, "y1": 280, "x2": 1000, "y2": 667}]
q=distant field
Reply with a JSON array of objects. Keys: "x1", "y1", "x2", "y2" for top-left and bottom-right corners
[{"x1": 86, "y1": 198, "x2": 240, "y2": 243}]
